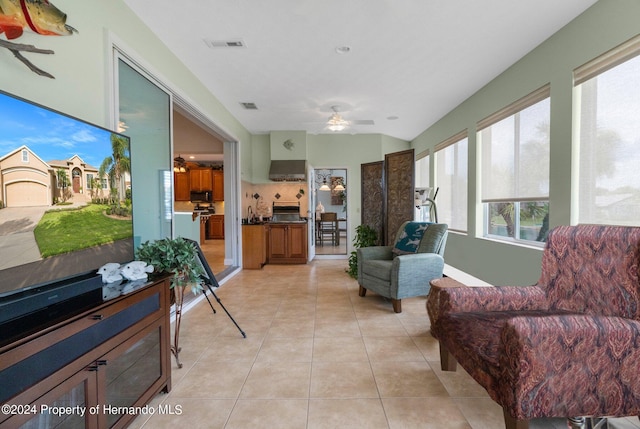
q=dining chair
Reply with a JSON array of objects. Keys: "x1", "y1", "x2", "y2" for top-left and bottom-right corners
[{"x1": 319, "y1": 212, "x2": 338, "y2": 246}]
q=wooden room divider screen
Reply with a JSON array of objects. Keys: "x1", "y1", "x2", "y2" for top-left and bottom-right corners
[{"x1": 361, "y1": 149, "x2": 415, "y2": 246}]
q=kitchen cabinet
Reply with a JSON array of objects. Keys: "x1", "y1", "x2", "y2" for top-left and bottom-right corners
[
  {"x1": 242, "y1": 224, "x2": 269, "y2": 269},
  {"x1": 208, "y1": 215, "x2": 224, "y2": 239},
  {"x1": 174, "y1": 171, "x2": 190, "y2": 201},
  {"x1": 0, "y1": 276, "x2": 172, "y2": 429},
  {"x1": 212, "y1": 170, "x2": 224, "y2": 201},
  {"x1": 268, "y1": 223, "x2": 307, "y2": 264},
  {"x1": 189, "y1": 168, "x2": 212, "y2": 192}
]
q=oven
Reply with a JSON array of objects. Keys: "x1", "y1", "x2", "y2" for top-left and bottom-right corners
[{"x1": 270, "y1": 202, "x2": 306, "y2": 223}]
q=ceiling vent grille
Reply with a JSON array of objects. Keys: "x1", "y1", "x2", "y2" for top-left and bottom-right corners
[
  {"x1": 353, "y1": 119, "x2": 375, "y2": 125},
  {"x1": 203, "y1": 38, "x2": 247, "y2": 49},
  {"x1": 240, "y1": 102, "x2": 258, "y2": 110}
]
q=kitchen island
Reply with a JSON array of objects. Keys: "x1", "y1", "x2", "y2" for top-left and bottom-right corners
[{"x1": 242, "y1": 221, "x2": 308, "y2": 268}]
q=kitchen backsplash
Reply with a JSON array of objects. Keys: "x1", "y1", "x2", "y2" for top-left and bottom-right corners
[{"x1": 242, "y1": 181, "x2": 309, "y2": 219}]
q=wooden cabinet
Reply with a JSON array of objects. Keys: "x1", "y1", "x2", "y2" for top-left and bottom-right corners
[
  {"x1": 242, "y1": 224, "x2": 269, "y2": 269},
  {"x1": 268, "y1": 223, "x2": 307, "y2": 264},
  {"x1": 174, "y1": 171, "x2": 190, "y2": 201},
  {"x1": 189, "y1": 168, "x2": 212, "y2": 191},
  {"x1": 0, "y1": 276, "x2": 172, "y2": 429},
  {"x1": 212, "y1": 170, "x2": 224, "y2": 201},
  {"x1": 208, "y1": 215, "x2": 224, "y2": 239}
]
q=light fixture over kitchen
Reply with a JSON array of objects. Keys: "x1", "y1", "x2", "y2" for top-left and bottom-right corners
[
  {"x1": 319, "y1": 179, "x2": 331, "y2": 191},
  {"x1": 173, "y1": 154, "x2": 187, "y2": 173},
  {"x1": 316, "y1": 171, "x2": 331, "y2": 191},
  {"x1": 316, "y1": 170, "x2": 346, "y2": 191}
]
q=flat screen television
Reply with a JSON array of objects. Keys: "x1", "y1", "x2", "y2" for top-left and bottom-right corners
[{"x1": 0, "y1": 89, "x2": 134, "y2": 343}]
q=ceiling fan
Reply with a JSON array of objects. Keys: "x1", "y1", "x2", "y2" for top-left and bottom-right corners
[
  {"x1": 326, "y1": 106, "x2": 349, "y2": 131},
  {"x1": 173, "y1": 154, "x2": 187, "y2": 172},
  {"x1": 323, "y1": 105, "x2": 374, "y2": 133}
]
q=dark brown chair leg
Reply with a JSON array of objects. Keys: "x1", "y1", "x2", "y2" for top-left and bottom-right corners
[
  {"x1": 504, "y1": 409, "x2": 529, "y2": 429},
  {"x1": 439, "y1": 343, "x2": 457, "y2": 371},
  {"x1": 391, "y1": 298, "x2": 401, "y2": 313},
  {"x1": 358, "y1": 285, "x2": 367, "y2": 297}
]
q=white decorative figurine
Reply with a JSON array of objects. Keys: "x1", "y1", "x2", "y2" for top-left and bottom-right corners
[
  {"x1": 120, "y1": 261, "x2": 154, "y2": 282},
  {"x1": 97, "y1": 263, "x2": 123, "y2": 284}
]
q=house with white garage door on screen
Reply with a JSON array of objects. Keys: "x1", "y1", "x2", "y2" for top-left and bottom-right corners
[{"x1": 0, "y1": 145, "x2": 109, "y2": 208}]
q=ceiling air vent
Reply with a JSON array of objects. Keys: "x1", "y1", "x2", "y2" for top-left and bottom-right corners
[
  {"x1": 240, "y1": 102, "x2": 258, "y2": 110},
  {"x1": 203, "y1": 38, "x2": 247, "y2": 49}
]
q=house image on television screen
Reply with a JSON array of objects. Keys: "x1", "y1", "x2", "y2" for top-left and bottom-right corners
[{"x1": 0, "y1": 145, "x2": 121, "y2": 208}]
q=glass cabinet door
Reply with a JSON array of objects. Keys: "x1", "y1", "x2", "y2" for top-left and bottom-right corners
[
  {"x1": 13, "y1": 369, "x2": 98, "y2": 429},
  {"x1": 101, "y1": 322, "x2": 163, "y2": 428}
]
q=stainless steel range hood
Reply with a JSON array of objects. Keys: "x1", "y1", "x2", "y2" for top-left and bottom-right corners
[{"x1": 268, "y1": 160, "x2": 307, "y2": 182}]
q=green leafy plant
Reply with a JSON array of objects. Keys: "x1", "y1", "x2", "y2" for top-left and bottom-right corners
[
  {"x1": 136, "y1": 237, "x2": 204, "y2": 294},
  {"x1": 346, "y1": 224, "x2": 378, "y2": 278},
  {"x1": 135, "y1": 237, "x2": 205, "y2": 368}
]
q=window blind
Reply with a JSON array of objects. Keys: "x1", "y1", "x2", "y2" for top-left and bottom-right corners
[
  {"x1": 477, "y1": 84, "x2": 550, "y2": 132},
  {"x1": 479, "y1": 88, "x2": 550, "y2": 203},
  {"x1": 574, "y1": 33, "x2": 640, "y2": 86},
  {"x1": 575, "y1": 37, "x2": 640, "y2": 226},
  {"x1": 435, "y1": 134, "x2": 468, "y2": 232},
  {"x1": 415, "y1": 149, "x2": 429, "y2": 160},
  {"x1": 415, "y1": 152, "x2": 430, "y2": 189},
  {"x1": 434, "y1": 129, "x2": 468, "y2": 152}
]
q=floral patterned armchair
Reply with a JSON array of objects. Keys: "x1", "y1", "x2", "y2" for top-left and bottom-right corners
[{"x1": 427, "y1": 225, "x2": 640, "y2": 429}]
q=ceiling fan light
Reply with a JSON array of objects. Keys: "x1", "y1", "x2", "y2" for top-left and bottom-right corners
[{"x1": 327, "y1": 112, "x2": 348, "y2": 131}]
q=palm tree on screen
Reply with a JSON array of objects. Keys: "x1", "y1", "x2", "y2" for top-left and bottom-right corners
[{"x1": 99, "y1": 134, "x2": 131, "y2": 205}]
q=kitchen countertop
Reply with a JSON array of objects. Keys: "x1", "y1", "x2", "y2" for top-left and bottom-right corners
[
  {"x1": 243, "y1": 219, "x2": 308, "y2": 225},
  {"x1": 175, "y1": 200, "x2": 224, "y2": 214}
]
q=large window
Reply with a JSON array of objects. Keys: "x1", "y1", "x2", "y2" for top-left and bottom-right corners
[
  {"x1": 478, "y1": 85, "x2": 550, "y2": 244},
  {"x1": 574, "y1": 35, "x2": 640, "y2": 226},
  {"x1": 415, "y1": 151, "x2": 430, "y2": 189},
  {"x1": 415, "y1": 151, "x2": 434, "y2": 222},
  {"x1": 435, "y1": 132, "x2": 468, "y2": 232}
]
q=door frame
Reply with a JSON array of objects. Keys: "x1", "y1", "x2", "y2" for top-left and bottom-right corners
[
  {"x1": 307, "y1": 163, "x2": 316, "y2": 261},
  {"x1": 313, "y1": 167, "x2": 349, "y2": 259}
]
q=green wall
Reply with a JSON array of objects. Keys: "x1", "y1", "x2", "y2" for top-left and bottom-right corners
[{"x1": 411, "y1": 0, "x2": 640, "y2": 285}]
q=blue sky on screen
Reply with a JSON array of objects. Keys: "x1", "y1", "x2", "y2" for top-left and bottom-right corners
[{"x1": 0, "y1": 92, "x2": 126, "y2": 169}]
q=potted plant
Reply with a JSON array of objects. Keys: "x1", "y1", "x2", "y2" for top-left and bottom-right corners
[
  {"x1": 136, "y1": 237, "x2": 204, "y2": 368},
  {"x1": 346, "y1": 224, "x2": 378, "y2": 279}
]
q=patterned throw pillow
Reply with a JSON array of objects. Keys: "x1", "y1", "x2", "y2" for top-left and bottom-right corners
[{"x1": 392, "y1": 222, "x2": 431, "y2": 256}]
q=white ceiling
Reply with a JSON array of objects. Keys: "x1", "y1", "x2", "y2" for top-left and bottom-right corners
[{"x1": 124, "y1": 0, "x2": 597, "y2": 142}]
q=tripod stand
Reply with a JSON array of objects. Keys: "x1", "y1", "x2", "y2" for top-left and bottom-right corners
[{"x1": 186, "y1": 239, "x2": 246, "y2": 338}]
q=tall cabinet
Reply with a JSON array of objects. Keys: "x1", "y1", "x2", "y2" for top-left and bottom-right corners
[
  {"x1": 174, "y1": 171, "x2": 190, "y2": 201},
  {"x1": 212, "y1": 170, "x2": 224, "y2": 201},
  {"x1": 189, "y1": 168, "x2": 213, "y2": 192}
]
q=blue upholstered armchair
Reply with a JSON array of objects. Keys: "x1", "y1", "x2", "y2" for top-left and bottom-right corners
[{"x1": 357, "y1": 221, "x2": 448, "y2": 313}]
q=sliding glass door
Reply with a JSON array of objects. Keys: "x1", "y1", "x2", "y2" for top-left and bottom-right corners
[{"x1": 115, "y1": 55, "x2": 173, "y2": 244}]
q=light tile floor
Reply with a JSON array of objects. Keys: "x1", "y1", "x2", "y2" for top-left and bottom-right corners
[{"x1": 130, "y1": 260, "x2": 640, "y2": 429}]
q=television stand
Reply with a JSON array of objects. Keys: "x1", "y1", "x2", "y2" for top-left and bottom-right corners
[{"x1": 0, "y1": 275, "x2": 172, "y2": 429}]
